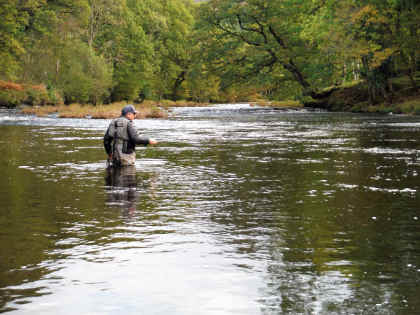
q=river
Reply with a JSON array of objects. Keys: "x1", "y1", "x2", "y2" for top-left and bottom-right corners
[{"x1": 0, "y1": 104, "x2": 419, "y2": 314}]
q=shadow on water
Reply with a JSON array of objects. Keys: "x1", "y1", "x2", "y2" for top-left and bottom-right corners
[
  {"x1": 0, "y1": 105, "x2": 420, "y2": 314},
  {"x1": 105, "y1": 166, "x2": 139, "y2": 217},
  {"x1": 104, "y1": 166, "x2": 159, "y2": 220}
]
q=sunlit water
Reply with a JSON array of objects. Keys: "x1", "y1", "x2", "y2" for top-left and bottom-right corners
[{"x1": 0, "y1": 104, "x2": 419, "y2": 314}]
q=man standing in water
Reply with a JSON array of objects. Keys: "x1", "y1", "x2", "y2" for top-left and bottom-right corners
[{"x1": 104, "y1": 105, "x2": 157, "y2": 167}]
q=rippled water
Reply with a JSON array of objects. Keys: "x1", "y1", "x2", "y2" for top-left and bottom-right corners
[{"x1": 0, "y1": 104, "x2": 419, "y2": 314}]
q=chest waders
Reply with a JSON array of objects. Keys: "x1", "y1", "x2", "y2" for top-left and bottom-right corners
[{"x1": 108, "y1": 118, "x2": 136, "y2": 166}]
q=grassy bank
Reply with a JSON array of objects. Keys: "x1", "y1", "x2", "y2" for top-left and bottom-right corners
[
  {"x1": 21, "y1": 101, "x2": 168, "y2": 119},
  {"x1": 251, "y1": 100, "x2": 302, "y2": 108},
  {"x1": 19, "y1": 99, "x2": 214, "y2": 119}
]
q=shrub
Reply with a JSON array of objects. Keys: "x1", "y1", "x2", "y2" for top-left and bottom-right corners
[
  {"x1": 111, "y1": 76, "x2": 141, "y2": 102},
  {"x1": 59, "y1": 41, "x2": 113, "y2": 104},
  {"x1": 0, "y1": 89, "x2": 26, "y2": 107},
  {"x1": 0, "y1": 80, "x2": 66, "y2": 107},
  {"x1": 47, "y1": 88, "x2": 64, "y2": 105},
  {"x1": 0, "y1": 80, "x2": 24, "y2": 91},
  {"x1": 0, "y1": 80, "x2": 25, "y2": 107},
  {"x1": 25, "y1": 84, "x2": 50, "y2": 106}
]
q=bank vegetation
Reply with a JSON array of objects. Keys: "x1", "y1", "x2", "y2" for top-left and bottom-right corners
[{"x1": 0, "y1": 0, "x2": 419, "y2": 115}]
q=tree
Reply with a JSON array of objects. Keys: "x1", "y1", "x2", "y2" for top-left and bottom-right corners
[
  {"x1": 58, "y1": 41, "x2": 113, "y2": 104},
  {"x1": 393, "y1": 0, "x2": 420, "y2": 91},
  {"x1": 84, "y1": 0, "x2": 154, "y2": 102},
  {"x1": 325, "y1": 2, "x2": 398, "y2": 103},
  {"x1": 196, "y1": 0, "x2": 335, "y2": 100},
  {"x1": 131, "y1": 0, "x2": 196, "y2": 101},
  {"x1": 311, "y1": 0, "x2": 419, "y2": 103},
  {"x1": 18, "y1": 0, "x2": 115, "y2": 104},
  {"x1": 0, "y1": 0, "x2": 39, "y2": 80}
]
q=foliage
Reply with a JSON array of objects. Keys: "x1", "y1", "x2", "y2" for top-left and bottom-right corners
[
  {"x1": 0, "y1": 0, "x2": 27, "y2": 79},
  {"x1": 308, "y1": 0, "x2": 420, "y2": 103},
  {"x1": 0, "y1": 0, "x2": 419, "y2": 108},
  {"x1": 196, "y1": 0, "x2": 326, "y2": 98},
  {"x1": 58, "y1": 41, "x2": 113, "y2": 104},
  {"x1": 0, "y1": 80, "x2": 55, "y2": 107}
]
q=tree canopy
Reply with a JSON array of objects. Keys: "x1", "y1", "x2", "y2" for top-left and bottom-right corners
[{"x1": 0, "y1": 0, "x2": 418, "y2": 105}]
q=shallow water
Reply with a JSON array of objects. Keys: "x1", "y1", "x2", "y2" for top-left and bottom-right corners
[{"x1": 0, "y1": 104, "x2": 419, "y2": 314}]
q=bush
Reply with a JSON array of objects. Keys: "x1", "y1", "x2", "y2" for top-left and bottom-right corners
[
  {"x1": 0, "y1": 80, "x2": 67, "y2": 107},
  {"x1": 46, "y1": 87, "x2": 64, "y2": 105},
  {"x1": 0, "y1": 81, "x2": 55, "y2": 107},
  {"x1": 399, "y1": 99, "x2": 420, "y2": 115},
  {"x1": 0, "y1": 90, "x2": 26, "y2": 107},
  {"x1": 0, "y1": 81, "x2": 25, "y2": 107},
  {"x1": 62, "y1": 73, "x2": 91, "y2": 104},
  {"x1": 25, "y1": 85, "x2": 50, "y2": 106},
  {"x1": 111, "y1": 75, "x2": 141, "y2": 102},
  {"x1": 59, "y1": 41, "x2": 113, "y2": 104}
]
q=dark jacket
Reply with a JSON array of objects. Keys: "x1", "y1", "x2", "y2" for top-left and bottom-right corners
[{"x1": 104, "y1": 116, "x2": 150, "y2": 155}]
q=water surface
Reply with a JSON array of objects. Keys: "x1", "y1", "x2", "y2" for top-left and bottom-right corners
[{"x1": 0, "y1": 105, "x2": 419, "y2": 314}]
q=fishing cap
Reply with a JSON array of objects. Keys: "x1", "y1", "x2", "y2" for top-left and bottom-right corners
[{"x1": 121, "y1": 105, "x2": 138, "y2": 116}]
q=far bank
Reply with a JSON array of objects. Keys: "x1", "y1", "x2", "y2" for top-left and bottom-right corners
[
  {"x1": 303, "y1": 73, "x2": 420, "y2": 115},
  {"x1": 4, "y1": 73, "x2": 420, "y2": 118}
]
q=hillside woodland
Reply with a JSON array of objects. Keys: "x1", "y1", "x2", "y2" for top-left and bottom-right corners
[{"x1": 0, "y1": 0, "x2": 419, "y2": 112}]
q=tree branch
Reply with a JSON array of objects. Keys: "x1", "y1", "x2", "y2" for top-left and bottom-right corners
[
  {"x1": 309, "y1": 0, "x2": 327, "y2": 15},
  {"x1": 212, "y1": 19, "x2": 263, "y2": 47},
  {"x1": 268, "y1": 25, "x2": 287, "y2": 49},
  {"x1": 236, "y1": 14, "x2": 269, "y2": 45}
]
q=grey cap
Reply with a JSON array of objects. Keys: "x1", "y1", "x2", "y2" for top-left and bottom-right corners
[{"x1": 121, "y1": 105, "x2": 138, "y2": 116}]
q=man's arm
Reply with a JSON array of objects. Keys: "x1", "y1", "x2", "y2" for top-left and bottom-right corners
[
  {"x1": 103, "y1": 127, "x2": 113, "y2": 155},
  {"x1": 127, "y1": 122, "x2": 157, "y2": 145}
]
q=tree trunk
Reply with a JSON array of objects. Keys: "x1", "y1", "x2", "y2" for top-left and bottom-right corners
[
  {"x1": 172, "y1": 71, "x2": 186, "y2": 101},
  {"x1": 407, "y1": 11, "x2": 418, "y2": 91},
  {"x1": 281, "y1": 59, "x2": 337, "y2": 100},
  {"x1": 408, "y1": 53, "x2": 418, "y2": 91}
]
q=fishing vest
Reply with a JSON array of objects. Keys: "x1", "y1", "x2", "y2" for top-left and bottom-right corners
[{"x1": 108, "y1": 117, "x2": 135, "y2": 166}]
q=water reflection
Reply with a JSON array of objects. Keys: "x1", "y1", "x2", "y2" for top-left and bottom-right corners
[{"x1": 105, "y1": 166, "x2": 138, "y2": 217}]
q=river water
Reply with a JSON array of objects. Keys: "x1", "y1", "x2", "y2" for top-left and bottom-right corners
[{"x1": 0, "y1": 104, "x2": 419, "y2": 314}]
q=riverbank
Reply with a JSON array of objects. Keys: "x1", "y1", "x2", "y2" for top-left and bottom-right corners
[
  {"x1": 304, "y1": 73, "x2": 420, "y2": 115},
  {"x1": 9, "y1": 73, "x2": 420, "y2": 118},
  {"x1": 20, "y1": 102, "x2": 167, "y2": 119},
  {"x1": 19, "y1": 99, "x2": 216, "y2": 119},
  {"x1": 251, "y1": 100, "x2": 302, "y2": 109},
  {"x1": 19, "y1": 99, "x2": 301, "y2": 119}
]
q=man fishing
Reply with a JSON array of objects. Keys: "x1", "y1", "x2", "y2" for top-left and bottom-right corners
[{"x1": 104, "y1": 105, "x2": 157, "y2": 167}]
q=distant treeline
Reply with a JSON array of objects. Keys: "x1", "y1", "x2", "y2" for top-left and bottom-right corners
[{"x1": 0, "y1": 0, "x2": 419, "y2": 106}]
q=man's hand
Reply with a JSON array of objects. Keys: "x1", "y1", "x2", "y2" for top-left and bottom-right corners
[
  {"x1": 149, "y1": 139, "x2": 158, "y2": 145},
  {"x1": 108, "y1": 154, "x2": 113, "y2": 160}
]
